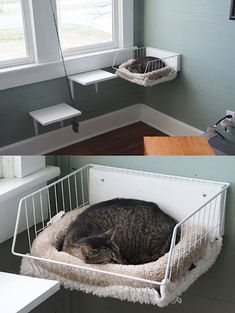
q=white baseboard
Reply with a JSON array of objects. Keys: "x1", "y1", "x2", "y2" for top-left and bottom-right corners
[
  {"x1": 141, "y1": 105, "x2": 203, "y2": 136},
  {"x1": 0, "y1": 104, "x2": 203, "y2": 155}
]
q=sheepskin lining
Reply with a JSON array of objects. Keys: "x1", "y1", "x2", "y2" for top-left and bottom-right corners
[
  {"x1": 20, "y1": 207, "x2": 222, "y2": 307},
  {"x1": 115, "y1": 59, "x2": 177, "y2": 87}
]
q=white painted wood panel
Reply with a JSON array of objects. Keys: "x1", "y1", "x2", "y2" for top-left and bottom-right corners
[{"x1": 89, "y1": 166, "x2": 226, "y2": 229}]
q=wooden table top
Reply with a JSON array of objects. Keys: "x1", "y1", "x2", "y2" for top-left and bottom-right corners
[{"x1": 144, "y1": 136, "x2": 216, "y2": 156}]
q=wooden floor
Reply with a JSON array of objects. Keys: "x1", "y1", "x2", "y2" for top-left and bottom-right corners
[{"x1": 52, "y1": 122, "x2": 167, "y2": 155}]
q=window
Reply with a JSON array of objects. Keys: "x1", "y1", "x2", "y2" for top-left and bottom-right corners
[
  {"x1": 0, "y1": 0, "x2": 133, "y2": 89},
  {"x1": 0, "y1": 0, "x2": 33, "y2": 68},
  {"x1": 57, "y1": 0, "x2": 118, "y2": 54}
]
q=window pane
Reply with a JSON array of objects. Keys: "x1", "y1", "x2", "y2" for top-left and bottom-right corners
[
  {"x1": 0, "y1": 0, "x2": 27, "y2": 63},
  {"x1": 57, "y1": 0, "x2": 114, "y2": 50}
]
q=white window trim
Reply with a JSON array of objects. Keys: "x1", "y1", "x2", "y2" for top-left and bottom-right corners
[
  {"x1": 0, "y1": 0, "x2": 134, "y2": 91},
  {"x1": 0, "y1": 156, "x2": 45, "y2": 178},
  {"x1": 0, "y1": 0, "x2": 35, "y2": 70}
]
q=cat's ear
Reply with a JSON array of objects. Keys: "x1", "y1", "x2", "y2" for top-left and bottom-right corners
[{"x1": 101, "y1": 226, "x2": 117, "y2": 241}]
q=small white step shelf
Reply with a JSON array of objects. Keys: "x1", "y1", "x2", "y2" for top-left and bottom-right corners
[
  {"x1": 29, "y1": 103, "x2": 81, "y2": 136},
  {"x1": 69, "y1": 69, "x2": 117, "y2": 96},
  {"x1": 0, "y1": 271, "x2": 60, "y2": 313}
]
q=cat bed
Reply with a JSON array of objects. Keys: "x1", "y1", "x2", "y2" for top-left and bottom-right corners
[
  {"x1": 116, "y1": 59, "x2": 177, "y2": 87},
  {"x1": 20, "y1": 206, "x2": 222, "y2": 307}
]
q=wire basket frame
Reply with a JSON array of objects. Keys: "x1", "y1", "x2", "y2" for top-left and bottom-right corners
[
  {"x1": 112, "y1": 47, "x2": 179, "y2": 73},
  {"x1": 12, "y1": 165, "x2": 229, "y2": 288},
  {"x1": 165, "y1": 188, "x2": 228, "y2": 282}
]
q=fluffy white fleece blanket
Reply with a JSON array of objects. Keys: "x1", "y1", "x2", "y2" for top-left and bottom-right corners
[
  {"x1": 20, "y1": 207, "x2": 222, "y2": 307},
  {"x1": 116, "y1": 59, "x2": 177, "y2": 87}
]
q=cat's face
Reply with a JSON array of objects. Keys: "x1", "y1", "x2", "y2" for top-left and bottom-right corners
[
  {"x1": 63, "y1": 227, "x2": 124, "y2": 264},
  {"x1": 78, "y1": 239, "x2": 122, "y2": 264},
  {"x1": 128, "y1": 63, "x2": 142, "y2": 73}
]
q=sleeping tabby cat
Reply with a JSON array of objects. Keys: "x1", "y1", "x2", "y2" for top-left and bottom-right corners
[
  {"x1": 127, "y1": 56, "x2": 166, "y2": 74},
  {"x1": 62, "y1": 198, "x2": 178, "y2": 265}
]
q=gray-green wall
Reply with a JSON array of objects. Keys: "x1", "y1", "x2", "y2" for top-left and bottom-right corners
[
  {"x1": 144, "y1": 0, "x2": 235, "y2": 131},
  {"x1": 134, "y1": 0, "x2": 145, "y2": 46},
  {"x1": 66, "y1": 156, "x2": 235, "y2": 312},
  {"x1": 0, "y1": 78, "x2": 70, "y2": 147},
  {"x1": 0, "y1": 0, "x2": 144, "y2": 148}
]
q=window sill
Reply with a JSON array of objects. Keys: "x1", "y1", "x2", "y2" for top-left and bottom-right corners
[
  {"x1": 0, "y1": 166, "x2": 60, "y2": 204},
  {"x1": 0, "y1": 47, "x2": 136, "y2": 91}
]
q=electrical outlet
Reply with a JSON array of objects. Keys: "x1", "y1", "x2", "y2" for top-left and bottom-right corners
[{"x1": 226, "y1": 110, "x2": 235, "y2": 127}]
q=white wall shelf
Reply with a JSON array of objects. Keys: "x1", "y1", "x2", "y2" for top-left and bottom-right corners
[
  {"x1": 69, "y1": 69, "x2": 118, "y2": 97},
  {"x1": 0, "y1": 272, "x2": 60, "y2": 313},
  {"x1": 29, "y1": 103, "x2": 81, "y2": 136}
]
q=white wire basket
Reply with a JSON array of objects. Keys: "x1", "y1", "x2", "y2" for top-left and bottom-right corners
[
  {"x1": 12, "y1": 165, "x2": 229, "y2": 307},
  {"x1": 112, "y1": 47, "x2": 181, "y2": 87}
]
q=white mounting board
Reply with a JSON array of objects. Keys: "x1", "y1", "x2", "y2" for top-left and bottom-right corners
[
  {"x1": 0, "y1": 272, "x2": 59, "y2": 313},
  {"x1": 88, "y1": 166, "x2": 227, "y2": 224},
  {"x1": 69, "y1": 70, "x2": 117, "y2": 86},
  {"x1": 146, "y1": 47, "x2": 181, "y2": 72},
  {"x1": 29, "y1": 103, "x2": 81, "y2": 126}
]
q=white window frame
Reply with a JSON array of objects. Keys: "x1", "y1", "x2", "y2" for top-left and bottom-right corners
[
  {"x1": 57, "y1": 0, "x2": 120, "y2": 57},
  {"x1": 0, "y1": 156, "x2": 45, "y2": 179},
  {"x1": 0, "y1": 0, "x2": 134, "y2": 90},
  {"x1": 0, "y1": 0, "x2": 35, "y2": 69}
]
